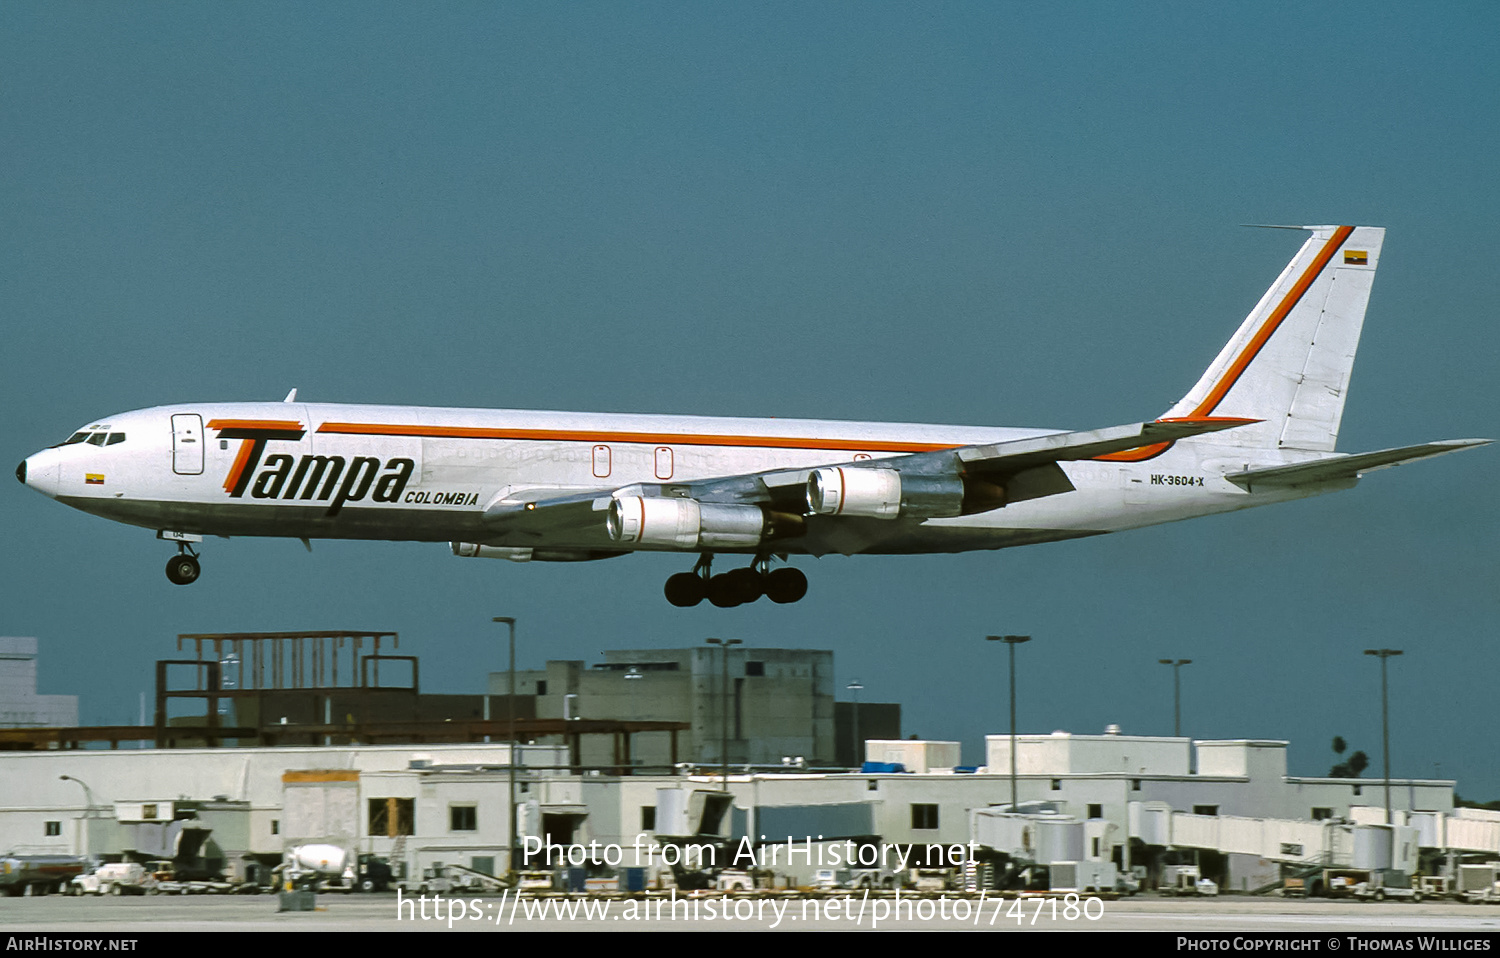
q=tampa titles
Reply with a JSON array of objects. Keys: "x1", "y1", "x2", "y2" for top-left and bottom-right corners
[{"x1": 209, "y1": 420, "x2": 472, "y2": 517}]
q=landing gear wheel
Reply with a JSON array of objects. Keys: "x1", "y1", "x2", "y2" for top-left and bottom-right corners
[
  {"x1": 764, "y1": 567, "x2": 808, "y2": 604},
  {"x1": 664, "y1": 572, "x2": 707, "y2": 607},
  {"x1": 725, "y1": 568, "x2": 764, "y2": 603},
  {"x1": 707, "y1": 574, "x2": 744, "y2": 608},
  {"x1": 165, "y1": 554, "x2": 201, "y2": 585}
]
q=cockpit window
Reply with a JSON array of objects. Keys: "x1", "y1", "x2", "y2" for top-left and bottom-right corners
[{"x1": 54, "y1": 428, "x2": 122, "y2": 448}]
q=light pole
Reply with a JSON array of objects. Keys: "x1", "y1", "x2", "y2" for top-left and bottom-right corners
[
  {"x1": 624, "y1": 665, "x2": 643, "y2": 712},
  {"x1": 987, "y1": 635, "x2": 1031, "y2": 812},
  {"x1": 494, "y1": 616, "x2": 518, "y2": 874},
  {"x1": 706, "y1": 638, "x2": 742, "y2": 791},
  {"x1": 1364, "y1": 649, "x2": 1403, "y2": 827},
  {"x1": 846, "y1": 680, "x2": 864, "y2": 769},
  {"x1": 59, "y1": 775, "x2": 96, "y2": 859},
  {"x1": 624, "y1": 667, "x2": 643, "y2": 768},
  {"x1": 1158, "y1": 659, "x2": 1192, "y2": 737}
]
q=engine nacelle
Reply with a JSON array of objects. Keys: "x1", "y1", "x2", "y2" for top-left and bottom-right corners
[
  {"x1": 608, "y1": 497, "x2": 800, "y2": 549},
  {"x1": 451, "y1": 543, "x2": 626, "y2": 562},
  {"x1": 452, "y1": 543, "x2": 534, "y2": 561},
  {"x1": 806, "y1": 467, "x2": 967, "y2": 519}
]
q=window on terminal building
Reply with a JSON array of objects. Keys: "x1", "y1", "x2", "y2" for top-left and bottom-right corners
[
  {"x1": 1051, "y1": 779, "x2": 1061, "y2": 790},
  {"x1": 1088, "y1": 804, "x2": 1103, "y2": 819},
  {"x1": 450, "y1": 805, "x2": 477, "y2": 832},
  {"x1": 45, "y1": 821, "x2": 60, "y2": 836},
  {"x1": 641, "y1": 806, "x2": 656, "y2": 831},
  {"x1": 745, "y1": 661, "x2": 764, "y2": 677},
  {"x1": 536, "y1": 681, "x2": 547, "y2": 696},
  {"x1": 1193, "y1": 805, "x2": 1219, "y2": 816},
  {"x1": 911, "y1": 804, "x2": 939, "y2": 830},
  {"x1": 1311, "y1": 807, "x2": 1334, "y2": 820}
]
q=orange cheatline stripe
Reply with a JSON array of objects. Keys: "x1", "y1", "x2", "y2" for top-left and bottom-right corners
[
  {"x1": 1094, "y1": 441, "x2": 1172, "y2": 463},
  {"x1": 1093, "y1": 417, "x2": 1261, "y2": 463},
  {"x1": 223, "y1": 440, "x2": 257, "y2": 494},
  {"x1": 316, "y1": 421, "x2": 963, "y2": 454},
  {"x1": 1156, "y1": 416, "x2": 1261, "y2": 426},
  {"x1": 1190, "y1": 225, "x2": 1354, "y2": 417},
  {"x1": 207, "y1": 419, "x2": 304, "y2": 431}
]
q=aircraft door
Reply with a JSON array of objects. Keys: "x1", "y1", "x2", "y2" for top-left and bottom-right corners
[
  {"x1": 1119, "y1": 468, "x2": 1147, "y2": 504},
  {"x1": 172, "y1": 414, "x2": 205, "y2": 475}
]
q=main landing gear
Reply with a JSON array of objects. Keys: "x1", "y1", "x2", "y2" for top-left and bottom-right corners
[
  {"x1": 165, "y1": 544, "x2": 201, "y2": 585},
  {"x1": 663, "y1": 554, "x2": 808, "y2": 608}
]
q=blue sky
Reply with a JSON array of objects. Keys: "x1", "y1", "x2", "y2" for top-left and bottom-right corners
[{"x1": 3, "y1": 4, "x2": 1496, "y2": 797}]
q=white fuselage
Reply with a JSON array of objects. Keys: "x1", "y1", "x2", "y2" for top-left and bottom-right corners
[{"x1": 19, "y1": 401, "x2": 1313, "y2": 558}]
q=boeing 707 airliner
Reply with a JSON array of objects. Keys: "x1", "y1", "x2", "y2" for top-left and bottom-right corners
[{"x1": 17, "y1": 225, "x2": 1488, "y2": 605}]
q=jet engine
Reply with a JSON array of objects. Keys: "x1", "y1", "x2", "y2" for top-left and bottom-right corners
[
  {"x1": 805, "y1": 467, "x2": 970, "y2": 519},
  {"x1": 608, "y1": 496, "x2": 802, "y2": 549}
]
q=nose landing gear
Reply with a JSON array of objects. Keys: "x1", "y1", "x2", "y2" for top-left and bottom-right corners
[
  {"x1": 162, "y1": 537, "x2": 202, "y2": 585},
  {"x1": 166, "y1": 552, "x2": 200, "y2": 585},
  {"x1": 662, "y1": 554, "x2": 807, "y2": 608}
]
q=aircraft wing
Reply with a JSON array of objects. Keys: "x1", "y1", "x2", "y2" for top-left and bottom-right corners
[
  {"x1": 1224, "y1": 439, "x2": 1491, "y2": 490},
  {"x1": 673, "y1": 415, "x2": 1256, "y2": 509},
  {"x1": 480, "y1": 417, "x2": 1257, "y2": 538}
]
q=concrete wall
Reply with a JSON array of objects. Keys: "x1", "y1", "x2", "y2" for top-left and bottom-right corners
[
  {"x1": 0, "y1": 636, "x2": 77, "y2": 728},
  {"x1": 986, "y1": 732, "x2": 1191, "y2": 777}
]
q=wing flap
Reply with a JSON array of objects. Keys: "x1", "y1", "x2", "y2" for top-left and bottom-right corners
[
  {"x1": 1224, "y1": 439, "x2": 1491, "y2": 490},
  {"x1": 952, "y1": 417, "x2": 1257, "y2": 475}
]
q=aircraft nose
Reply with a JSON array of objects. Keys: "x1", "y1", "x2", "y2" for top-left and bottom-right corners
[{"x1": 18, "y1": 451, "x2": 59, "y2": 497}]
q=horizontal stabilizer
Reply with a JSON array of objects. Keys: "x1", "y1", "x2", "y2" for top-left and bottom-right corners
[{"x1": 1224, "y1": 439, "x2": 1491, "y2": 490}]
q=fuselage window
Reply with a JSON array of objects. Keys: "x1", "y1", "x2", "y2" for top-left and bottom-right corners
[{"x1": 106, "y1": 433, "x2": 125, "y2": 445}]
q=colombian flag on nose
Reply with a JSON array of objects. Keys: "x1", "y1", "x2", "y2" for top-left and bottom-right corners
[{"x1": 86, "y1": 474, "x2": 104, "y2": 485}]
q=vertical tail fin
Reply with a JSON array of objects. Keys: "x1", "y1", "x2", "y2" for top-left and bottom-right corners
[{"x1": 1164, "y1": 225, "x2": 1384, "y2": 452}]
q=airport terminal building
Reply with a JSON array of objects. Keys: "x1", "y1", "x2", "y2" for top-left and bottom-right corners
[
  {"x1": 2, "y1": 729, "x2": 1492, "y2": 891},
  {"x1": 2, "y1": 634, "x2": 1495, "y2": 893}
]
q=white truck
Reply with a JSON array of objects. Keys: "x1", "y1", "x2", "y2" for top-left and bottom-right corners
[
  {"x1": 1351, "y1": 870, "x2": 1422, "y2": 902},
  {"x1": 70, "y1": 862, "x2": 149, "y2": 896},
  {"x1": 1049, "y1": 860, "x2": 1117, "y2": 894},
  {"x1": 813, "y1": 867, "x2": 896, "y2": 891},
  {"x1": 1458, "y1": 864, "x2": 1500, "y2": 904},
  {"x1": 1162, "y1": 864, "x2": 1218, "y2": 897}
]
